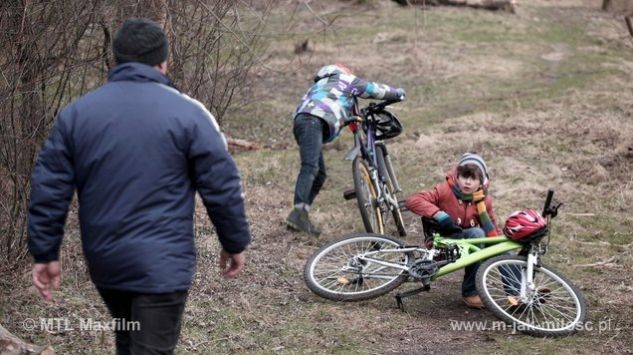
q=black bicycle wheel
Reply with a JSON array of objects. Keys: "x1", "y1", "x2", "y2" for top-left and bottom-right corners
[
  {"x1": 476, "y1": 255, "x2": 587, "y2": 337},
  {"x1": 352, "y1": 156, "x2": 384, "y2": 234},
  {"x1": 375, "y1": 144, "x2": 406, "y2": 237},
  {"x1": 304, "y1": 233, "x2": 410, "y2": 301}
]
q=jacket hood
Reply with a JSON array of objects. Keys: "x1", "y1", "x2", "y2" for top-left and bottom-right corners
[{"x1": 313, "y1": 64, "x2": 351, "y2": 83}]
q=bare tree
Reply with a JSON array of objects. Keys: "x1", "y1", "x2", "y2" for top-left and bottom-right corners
[
  {"x1": 0, "y1": 0, "x2": 276, "y2": 274},
  {"x1": 0, "y1": 0, "x2": 105, "y2": 271}
]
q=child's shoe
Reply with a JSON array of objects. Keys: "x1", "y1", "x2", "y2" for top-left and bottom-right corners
[{"x1": 463, "y1": 295, "x2": 485, "y2": 309}]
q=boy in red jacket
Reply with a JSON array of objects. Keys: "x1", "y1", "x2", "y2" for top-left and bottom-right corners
[{"x1": 405, "y1": 153, "x2": 499, "y2": 309}]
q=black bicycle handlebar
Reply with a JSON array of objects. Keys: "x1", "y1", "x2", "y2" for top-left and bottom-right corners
[
  {"x1": 542, "y1": 189, "x2": 562, "y2": 218},
  {"x1": 542, "y1": 190, "x2": 553, "y2": 216},
  {"x1": 362, "y1": 99, "x2": 401, "y2": 115},
  {"x1": 344, "y1": 99, "x2": 401, "y2": 127}
]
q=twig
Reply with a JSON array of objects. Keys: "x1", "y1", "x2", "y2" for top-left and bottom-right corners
[
  {"x1": 571, "y1": 239, "x2": 612, "y2": 246},
  {"x1": 195, "y1": 0, "x2": 279, "y2": 73},
  {"x1": 302, "y1": 0, "x2": 330, "y2": 27},
  {"x1": 574, "y1": 256, "x2": 617, "y2": 268},
  {"x1": 603, "y1": 328, "x2": 621, "y2": 346}
]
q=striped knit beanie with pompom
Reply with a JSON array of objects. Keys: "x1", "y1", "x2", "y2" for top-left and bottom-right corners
[{"x1": 458, "y1": 153, "x2": 489, "y2": 186}]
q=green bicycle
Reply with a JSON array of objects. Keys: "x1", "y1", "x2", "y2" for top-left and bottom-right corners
[{"x1": 304, "y1": 190, "x2": 587, "y2": 337}]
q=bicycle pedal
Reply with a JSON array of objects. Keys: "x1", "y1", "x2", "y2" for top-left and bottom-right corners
[
  {"x1": 398, "y1": 199, "x2": 408, "y2": 211},
  {"x1": 343, "y1": 189, "x2": 356, "y2": 200}
]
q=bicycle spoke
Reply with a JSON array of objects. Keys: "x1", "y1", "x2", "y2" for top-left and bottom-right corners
[
  {"x1": 478, "y1": 256, "x2": 585, "y2": 336},
  {"x1": 306, "y1": 235, "x2": 409, "y2": 300}
]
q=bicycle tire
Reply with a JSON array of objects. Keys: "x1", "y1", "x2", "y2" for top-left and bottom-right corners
[
  {"x1": 352, "y1": 156, "x2": 384, "y2": 234},
  {"x1": 304, "y1": 233, "x2": 410, "y2": 301},
  {"x1": 476, "y1": 255, "x2": 587, "y2": 337},
  {"x1": 375, "y1": 144, "x2": 406, "y2": 237}
]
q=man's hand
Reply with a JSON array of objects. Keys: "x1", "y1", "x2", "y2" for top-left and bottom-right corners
[
  {"x1": 32, "y1": 261, "x2": 61, "y2": 301},
  {"x1": 219, "y1": 250, "x2": 246, "y2": 278}
]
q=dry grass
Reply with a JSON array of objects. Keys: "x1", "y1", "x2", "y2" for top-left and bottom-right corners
[{"x1": 2, "y1": 0, "x2": 633, "y2": 353}]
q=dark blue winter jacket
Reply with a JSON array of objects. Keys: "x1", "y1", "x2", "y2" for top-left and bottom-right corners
[{"x1": 28, "y1": 63, "x2": 251, "y2": 293}]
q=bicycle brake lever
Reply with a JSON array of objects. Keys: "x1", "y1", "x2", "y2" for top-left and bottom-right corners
[{"x1": 549, "y1": 202, "x2": 563, "y2": 218}]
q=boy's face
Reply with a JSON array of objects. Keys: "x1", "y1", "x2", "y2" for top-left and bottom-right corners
[{"x1": 456, "y1": 173, "x2": 481, "y2": 194}]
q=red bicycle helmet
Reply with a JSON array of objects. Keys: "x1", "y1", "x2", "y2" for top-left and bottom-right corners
[{"x1": 503, "y1": 209, "x2": 547, "y2": 242}]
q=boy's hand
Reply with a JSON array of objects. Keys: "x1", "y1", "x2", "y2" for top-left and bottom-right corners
[
  {"x1": 396, "y1": 88, "x2": 406, "y2": 101},
  {"x1": 473, "y1": 189, "x2": 485, "y2": 203},
  {"x1": 436, "y1": 216, "x2": 462, "y2": 237}
]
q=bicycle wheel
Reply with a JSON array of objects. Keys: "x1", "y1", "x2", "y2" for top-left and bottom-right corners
[
  {"x1": 352, "y1": 156, "x2": 384, "y2": 234},
  {"x1": 304, "y1": 233, "x2": 410, "y2": 301},
  {"x1": 476, "y1": 255, "x2": 587, "y2": 337},
  {"x1": 375, "y1": 144, "x2": 406, "y2": 237}
]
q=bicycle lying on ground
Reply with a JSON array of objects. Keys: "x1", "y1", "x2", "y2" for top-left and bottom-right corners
[
  {"x1": 304, "y1": 190, "x2": 587, "y2": 337},
  {"x1": 343, "y1": 99, "x2": 406, "y2": 237}
]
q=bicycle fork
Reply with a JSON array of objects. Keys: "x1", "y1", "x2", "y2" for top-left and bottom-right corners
[
  {"x1": 519, "y1": 251, "x2": 540, "y2": 303},
  {"x1": 370, "y1": 166, "x2": 398, "y2": 214}
]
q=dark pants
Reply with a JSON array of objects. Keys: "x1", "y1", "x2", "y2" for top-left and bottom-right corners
[
  {"x1": 460, "y1": 228, "x2": 485, "y2": 297},
  {"x1": 97, "y1": 288, "x2": 188, "y2": 355},
  {"x1": 459, "y1": 228, "x2": 521, "y2": 297},
  {"x1": 293, "y1": 113, "x2": 327, "y2": 206}
]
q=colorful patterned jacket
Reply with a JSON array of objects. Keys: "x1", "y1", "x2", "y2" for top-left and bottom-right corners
[{"x1": 294, "y1": 64, "x2": 404, "y2": 142}]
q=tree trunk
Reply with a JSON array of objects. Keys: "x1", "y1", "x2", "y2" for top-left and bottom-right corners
[{"x1": 392, "y1": 0, "x2": 516, "y2": 12}]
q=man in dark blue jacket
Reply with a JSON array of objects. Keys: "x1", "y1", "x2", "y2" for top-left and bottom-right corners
[{"x1": 28, "y1": 18, "x2": 251, "y2": 354}]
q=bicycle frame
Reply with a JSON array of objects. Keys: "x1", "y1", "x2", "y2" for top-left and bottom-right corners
[
  {"x1": 345, "y1": 106, "x2": 397, "y2": 210},
  {"x1": 431, "y1": 236, "x2": 521, "y2": 279},
  {"x1": 354, "y1": 236, "x2": 523, "y2": 281}
]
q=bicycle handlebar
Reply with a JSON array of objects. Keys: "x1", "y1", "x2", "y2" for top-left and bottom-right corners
[
  {"x1": 344, "y1": 99, "x2": 402, "y2": 127},
  {"x1": 362, "y1": 99, "x2": 401, "y2": 115},
  {"x1": 542, "y1": 189, "x2": 562, "y2": 218},
  {"x1": 542, "y1": 190, "x2": 553, "y2": 216}
]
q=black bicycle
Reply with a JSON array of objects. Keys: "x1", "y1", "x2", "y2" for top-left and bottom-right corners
[{"x1": 343, "y1": 99, "x2": 406, "y2": 237}]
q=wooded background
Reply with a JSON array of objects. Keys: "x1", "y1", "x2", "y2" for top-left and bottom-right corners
[
  {"x1": 2, "y1": 0, "x2": 627, "y2": 277},
  {"x1": 0, "y1": 0, "x2": 277, "y2": 272},
  {"x1": 2, "y1": 0, "x2": 632, "y2": 353}
]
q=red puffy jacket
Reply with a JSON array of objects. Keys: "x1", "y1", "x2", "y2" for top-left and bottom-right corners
[{"x1": 405, "y1": 169, "x2": 500, "y2": 234}]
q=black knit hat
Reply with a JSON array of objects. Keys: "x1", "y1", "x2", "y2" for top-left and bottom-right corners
[{"x1": 113, "y1": 18, "x2": 168, "y2": 66}]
